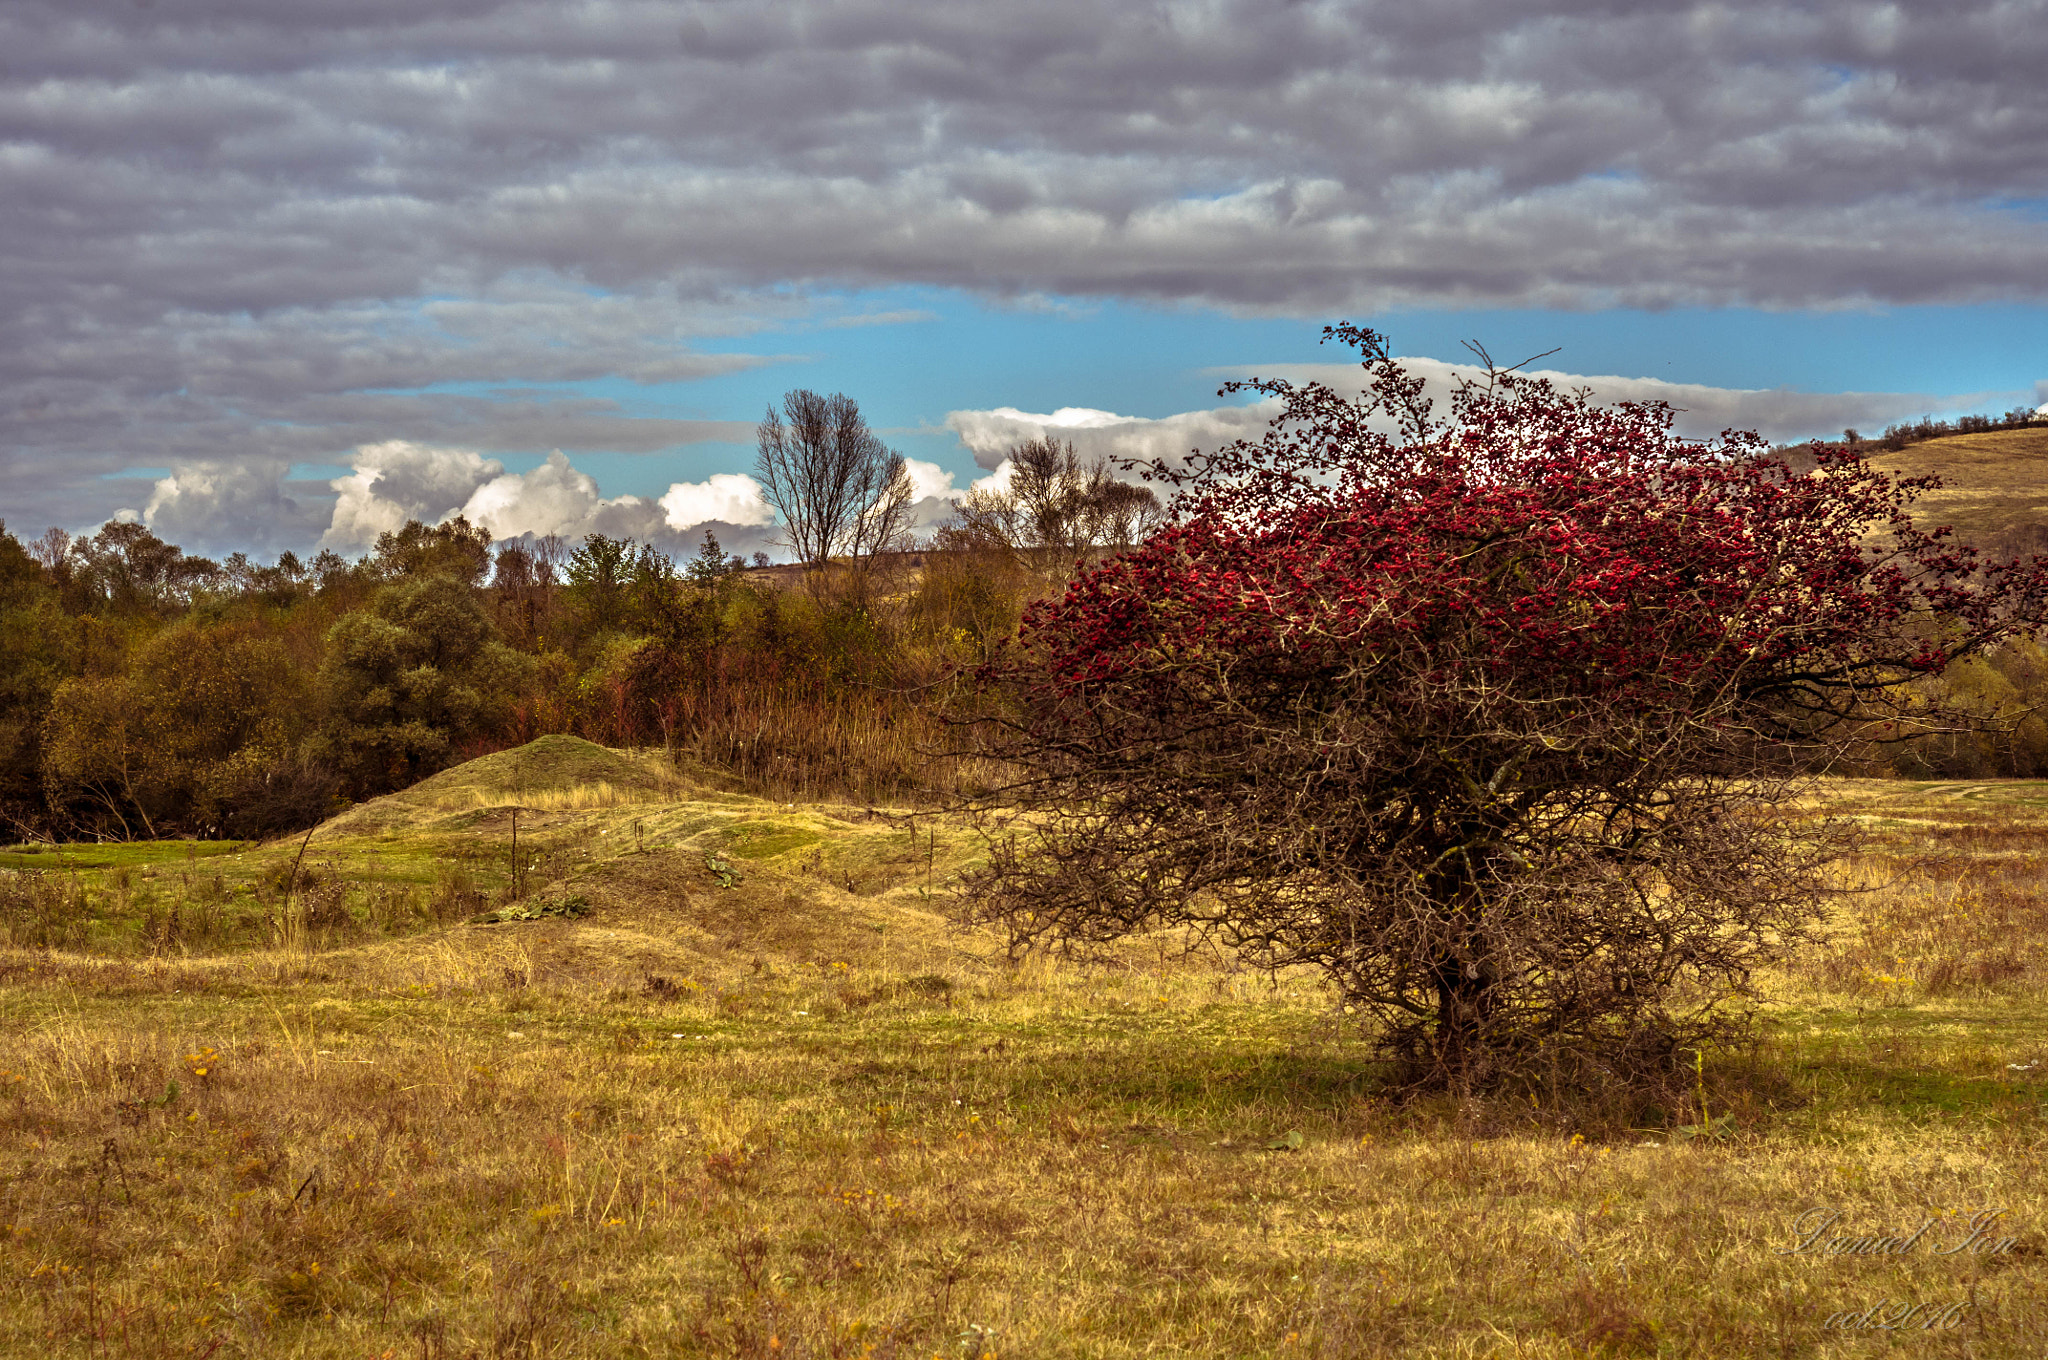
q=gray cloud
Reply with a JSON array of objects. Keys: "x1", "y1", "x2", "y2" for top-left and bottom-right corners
[
  {"x1": 4, "y1": 0, "x2": 2046, "y2": 548},
  {"x1": 946, "y1": 356, "x2": 2027, "y2": 475},
  {"x1": 140, "y1": 459, "x2": 328, "y2": 557}
]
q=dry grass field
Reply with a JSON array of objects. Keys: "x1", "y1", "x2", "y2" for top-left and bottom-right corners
[
  {"x1": 1862, "y1": 428, "x2": 2048, "y2": 549},
  {"x1": 3, "y1": 738, "x2": 2048, "y2": 1358}
]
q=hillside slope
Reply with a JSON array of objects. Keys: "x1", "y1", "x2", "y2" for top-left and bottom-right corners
[
  {"x1": 1862, "y1": 426, "x2": 2048, "y2": 547},
  {"x1": 2, "y1": 734, "x2": 997, "y2": 992}
]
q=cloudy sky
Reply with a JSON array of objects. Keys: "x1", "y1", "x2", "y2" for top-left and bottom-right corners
[{"x1": 5, "y1": 0, "x2": 2047, "y2": 560}]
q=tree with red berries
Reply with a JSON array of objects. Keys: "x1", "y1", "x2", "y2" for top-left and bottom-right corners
[{"x1": 959, "y1": 326, "x2": 2048, "y2": 1089}]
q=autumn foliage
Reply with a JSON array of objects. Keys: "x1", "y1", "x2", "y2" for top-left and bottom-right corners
[{"x1": 961, "y1": 325, "x2": 2048, "y2": 1088}]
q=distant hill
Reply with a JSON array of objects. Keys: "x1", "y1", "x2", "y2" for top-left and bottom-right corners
[{"x1": 1860, "y1": 426, "x2": 2048, "y2": 552}]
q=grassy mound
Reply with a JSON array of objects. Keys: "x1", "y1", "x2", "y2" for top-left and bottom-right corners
[
  {"x1": 1, "y1": 735, "x2": 988, "y2": 992},
  {"x1": 416, "y1": 733, "x2": 685, "y2": 802},
  {"x1": 317, "y1": 735, "x2": 711, "y2": 840}
]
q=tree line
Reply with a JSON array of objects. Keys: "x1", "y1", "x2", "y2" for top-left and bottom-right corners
[
  {"x1": 6, "y1": 377, "x2": 2045, "y2": 849},
  {"x1": 0, "y1": 391, "x2": 1165, "y2": 842},
  {"x1": 1850, "y1": 405, "x2": 2048, "y2": 452}
]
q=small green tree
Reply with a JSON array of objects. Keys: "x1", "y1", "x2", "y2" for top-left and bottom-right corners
[
  {"x1": 129, "y1": 621, "x2": 308, "y2": 833},
  {"x1": 566, "y1": 533, "x2": 635, "y2": 631},
  {"x1": 370, "y1": 516, "x2": 493, "y2": 585},
  {"x1": 685, "y1": 532, "x2": 739, "y2": 591},
  {"x1": 315, "y1": 574, "x2": 535, "y2": 794},
  {"x1": 625, "y1": 543, "x2": 681, "y2": 628},
  {"x1": 40, "y1": 677, "x2": 154, "y2": 839}
]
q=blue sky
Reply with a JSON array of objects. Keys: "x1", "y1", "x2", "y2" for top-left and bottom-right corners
[
  {"x1": 4, "y1": 0, "x2": 2046, "y2": 559},
  {"x1": 516, "y1": 290, "x2": 2048, "y2": 502}
]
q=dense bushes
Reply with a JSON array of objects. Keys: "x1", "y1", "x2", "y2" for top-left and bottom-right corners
[
  {"x1": 314, "y1": 573, "x2": 536, "y2": 797},
  {"x1": 0, "y1": 507, "x2": 1067, "y2": 840},
  {"x1": 39, "y1": 621, "x2": 308, "y2": 838}
]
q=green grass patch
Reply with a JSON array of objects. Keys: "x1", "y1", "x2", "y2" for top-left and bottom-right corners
[
  {"x1": 723, "y1": 818, "x2": 830, "y2": 859},
  {"x1": 0, "y1": 840, "x2": 246, "y2": 871}
]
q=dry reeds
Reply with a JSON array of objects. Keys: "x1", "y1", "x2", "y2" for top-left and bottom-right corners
[
  {"x1": 423, "y1": 779, "x2": 678, "y2": 813},
  {"x1": 664, "y1": 680, "x2": 1010, "y2": 806}
]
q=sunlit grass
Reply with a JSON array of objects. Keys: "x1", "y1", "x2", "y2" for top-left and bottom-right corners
[
  {"x1": 3, "y1": 768, "x2": 2048, "y2": 1355},
  {"x1": 426, "y1": 779, "x2": 673, "y2": 812}
]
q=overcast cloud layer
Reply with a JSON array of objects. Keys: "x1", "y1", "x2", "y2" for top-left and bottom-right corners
[{"x1": 6, "y1": 0, "x2": 2047, "y2": 554}]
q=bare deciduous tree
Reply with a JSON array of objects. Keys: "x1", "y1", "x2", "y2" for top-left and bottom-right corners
[
  {"x1": 28, "y1": 527, "x2": 70, "y2": 573},
  {"x1": 755, "y1": 390, "x2": 913, "y2": 584},
  {"x1": 951, "y1": 437, "x2": 1161, "y2": 588}
]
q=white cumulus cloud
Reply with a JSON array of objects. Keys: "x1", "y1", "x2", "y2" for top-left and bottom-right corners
[
  {"x1": 902, "y1": 457, "x2": 959, "y2": 503},
  {"x1": 463, "y1": 452, "x2": 605, "y2": 541},
  {"x1": 315, "y1": 442, "x2": 783, "y2": 560},
  {"x1": 969, "y1": 461, "x2": 1015, "y2": 496},
  {"x1": 324, "y1": 441, "x2": 504, "y2": 551},
  {"x1": 657, "y1": 474, "x2": 775, "y2": 533},
  {"x1": 946, "y1": 403, "x2": 1279, "y2": 477},
  {"x1": 896, "y1": 457, "x2": 971, "y2": 531}
]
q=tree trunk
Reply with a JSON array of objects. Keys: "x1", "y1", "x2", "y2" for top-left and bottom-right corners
[{"x1": 1432, "y1": 953, "x2": 1498, "y2": 1073}]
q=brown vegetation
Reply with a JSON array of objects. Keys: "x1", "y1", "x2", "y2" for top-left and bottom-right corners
[{"x1": 4, "y1": 756, "x2": 2048, "y2": 1355}]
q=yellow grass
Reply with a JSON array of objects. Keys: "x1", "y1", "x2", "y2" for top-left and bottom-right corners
[
  {"x1": 1863, "y1": 427, "x2": 2048, "y2": 546},
  {"x1": 424, "y1": 779, "x2": 676, "y2": 812},
  {"x1": 4, "y1": 761, "x2": 2048, "y2": 1356}
]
